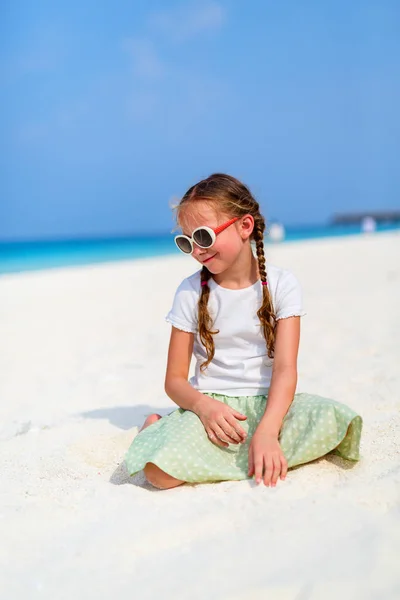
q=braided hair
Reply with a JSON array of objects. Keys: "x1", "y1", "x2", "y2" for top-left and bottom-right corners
[{"x1": 175, "y1": 173, "x2": 276, "y2": 372}]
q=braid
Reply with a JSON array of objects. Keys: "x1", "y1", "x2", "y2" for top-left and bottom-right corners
[
  {"x1": 253, "y1": 217, "x2": 276, "y2": 359},
  {"x1": 198, "y1": 266, "x2": 219, "y2": 372}
]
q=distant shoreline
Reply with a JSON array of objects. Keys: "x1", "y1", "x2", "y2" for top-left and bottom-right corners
[
  {"x1": 1, "y1": 222, "x2": 399, "y2": 275},
  {"x1": 332, "y1": 211, "x2": 400, "y2": 225}
]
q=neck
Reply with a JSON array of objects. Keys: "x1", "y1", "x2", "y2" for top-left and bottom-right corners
[{"x1": 213, "y1": 245, "x2": 260, "y2": 290}]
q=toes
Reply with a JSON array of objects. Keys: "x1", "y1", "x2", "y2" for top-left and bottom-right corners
[
  {"x1": 139, "y1": 413, "x2": 162, "y2": 433},
  {"x1": 148, "y1": 414, "x2": 162, "y2": 424}
]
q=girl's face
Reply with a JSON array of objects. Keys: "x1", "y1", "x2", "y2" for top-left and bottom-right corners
[{"x1": 178, "y1": 202, "x2": 252, "y2": 274}]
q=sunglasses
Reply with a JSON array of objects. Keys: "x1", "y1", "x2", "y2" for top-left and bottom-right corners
[{"x1": 174, "y1": 217, "x2": 239, "y2": 255}]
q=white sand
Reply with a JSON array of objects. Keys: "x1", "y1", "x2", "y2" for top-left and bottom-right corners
[{"x1": 1, "y1": 232, "x2": 399, "y2": 600}]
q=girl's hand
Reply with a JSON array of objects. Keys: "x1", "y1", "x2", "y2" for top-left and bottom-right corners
[
  {"x1": 197, "y1": 397, "x2": 248, "y2": 448},
  {"x1": 248, "y1": 425, "x2": 288, "y2": 486}
]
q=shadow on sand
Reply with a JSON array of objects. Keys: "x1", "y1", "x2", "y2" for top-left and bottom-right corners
[
  {"x1": 80, "y1": 404, "x2": 173, "y2": 430},
  {"x1": 80, "y1": 404, "x2": 175, "y2": 490}
]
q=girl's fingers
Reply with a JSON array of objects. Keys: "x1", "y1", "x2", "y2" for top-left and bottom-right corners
[
  {"x1": 248, "y1": 448, "x2": 254, "y2": 477},
  {"x1": 254, "y1": 455, "x2": 264, "y2": 485},
  {"x1": 263, "y1": 456, "x2": 274, "y2": 487},
  {"x1": 231, "y1": 410, "x2": 247, "y2": 421},
  {"x1": 207, "y1": 428, "x2": 228, "y2": 448},
  {"x1": 213, "y1": 423, "x2": 236, "y2": 445},
  {"x1": 270, "y1": 455, "x2": 282, "y2": 487},
  {"x1": 226, "y1": 409, "x2": 248, "y2": 440},
  {"x1": 222, "y1": 417, "x2": 244, "y2": 443},
  {"x1": 280, "y1": 455, "x2": 288, "y2": 480},
  {"x1": 216, "y1": 419, "x2": 242, "y2": 444},
  {"x1": 225, "y1": 416, "x2": 247, "y2": 441}
]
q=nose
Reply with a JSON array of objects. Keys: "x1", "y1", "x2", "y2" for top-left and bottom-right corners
[{"x1": 192, "y1": 243, "x2": 206, "y2": 259}]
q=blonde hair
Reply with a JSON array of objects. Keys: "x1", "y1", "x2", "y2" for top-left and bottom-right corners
[{"x1": 175, "y1": 173, "x2": 276, "y2": 372}]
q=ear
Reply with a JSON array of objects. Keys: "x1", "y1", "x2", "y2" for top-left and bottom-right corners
[{"x1": 240, "y1": 214, "x2": 255, "y2": 240}]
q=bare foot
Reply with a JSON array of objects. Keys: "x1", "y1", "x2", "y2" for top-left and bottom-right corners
[{"x1": 139, "y1": 413, "x2": 162, "y2": 432}]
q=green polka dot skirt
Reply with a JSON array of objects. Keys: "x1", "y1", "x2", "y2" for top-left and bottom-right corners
[{"x1": 124, "y1": 392, "x2": 363, "y2": 484}]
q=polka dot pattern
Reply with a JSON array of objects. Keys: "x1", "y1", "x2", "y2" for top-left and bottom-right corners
[{"x1": 124, "y1": 392, "x2": 363, "y2": 483}]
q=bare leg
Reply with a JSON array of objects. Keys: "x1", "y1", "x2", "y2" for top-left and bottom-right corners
[
  {"x1": 144, "y1": 462, "x2": 186, "y2": 489},
  {"x1": 139, "y1": 414, "x2": 186, "y2": 489}
]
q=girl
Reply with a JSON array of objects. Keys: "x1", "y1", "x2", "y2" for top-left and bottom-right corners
[{"x1": 125, "y1": 173, "x2": 362, "y2": 489}]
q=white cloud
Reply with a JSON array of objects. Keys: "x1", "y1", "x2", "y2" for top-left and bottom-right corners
[
  {"x1": 122, "y1": 37, "x2": 165, "y2": 81},
  {"x1": 120, "y1": 3, "x2": 227, "y2": 125},
  {"x1": 149, "y1": 1, "x2": 225, "y2": 43},
  {"x1": 120, "y1": 2, "x2": 225, "y2": 85}
]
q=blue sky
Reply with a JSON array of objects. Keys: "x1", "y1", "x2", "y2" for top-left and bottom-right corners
[{"x1": 1, "y1": 0, "x2": 399, "y2": 241}]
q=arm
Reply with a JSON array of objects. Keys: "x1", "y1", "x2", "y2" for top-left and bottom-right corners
[
  {"x1": 258, "y1": 316, "x2": 300, "y2": 436},
  {"x1": 164, "y1": 326, "x2": 208, "y2": 416},
  {"x1": 248, "y1": 316, "x2": 300, "y2": 485},
  {"x1": 165, "y1": 326, "x2": 248, "y2": 446}
]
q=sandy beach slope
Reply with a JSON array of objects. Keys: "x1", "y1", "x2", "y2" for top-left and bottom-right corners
[{"x1": 0, "y1": 232, "x2": 399, "y2": 599}]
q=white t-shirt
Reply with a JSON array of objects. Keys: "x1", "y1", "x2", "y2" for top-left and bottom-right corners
[{"x1": 165, "y1": 265, "x2": 306, "y2": 396}]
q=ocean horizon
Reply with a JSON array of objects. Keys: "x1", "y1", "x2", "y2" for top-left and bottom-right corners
[{"x1": 1, "y1": 222, "x2": 399, "y2": 275}]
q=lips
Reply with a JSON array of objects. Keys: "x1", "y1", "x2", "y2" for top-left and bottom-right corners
[{"x1": 203, "y1": 254, "x2": 217, "y2": 264}]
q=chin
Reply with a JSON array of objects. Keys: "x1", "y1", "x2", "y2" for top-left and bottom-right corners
[
  {"x1": 205, "y1": 263, "x2": 224, "y2": 275},
  {"x1": 201, "y1": 255, "x2": 228, "y2": 274}
]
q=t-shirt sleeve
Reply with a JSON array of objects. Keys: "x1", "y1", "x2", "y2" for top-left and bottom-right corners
[
  {"x1": 165, "y1": 278, "x2": 198, "y2": 333},
  {"x1": 275, "y1": 270, "x2": 306, "y2": 320}
]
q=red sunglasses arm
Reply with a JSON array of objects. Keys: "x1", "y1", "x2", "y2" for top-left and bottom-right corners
[{"x1": 213, "y1": 217, "x2": 239, "y2": 234}]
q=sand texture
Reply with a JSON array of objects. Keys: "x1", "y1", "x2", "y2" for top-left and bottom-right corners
[{"x1": 0, "y1": 232, "x2": 399, "y2": 599}]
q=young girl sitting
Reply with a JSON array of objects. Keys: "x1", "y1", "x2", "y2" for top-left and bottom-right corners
[{"x1": 125, "y1": 173, "x2": 362, "y2": 489}]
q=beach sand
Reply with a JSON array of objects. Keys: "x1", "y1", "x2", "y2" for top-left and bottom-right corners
[{"x1": 0, "y1": 232, "x2": 399, "y2": 599}]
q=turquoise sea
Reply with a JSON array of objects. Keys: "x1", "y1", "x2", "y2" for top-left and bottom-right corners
[{"x1": 1, "y1": 223, "x2": 399, "y2": 275}]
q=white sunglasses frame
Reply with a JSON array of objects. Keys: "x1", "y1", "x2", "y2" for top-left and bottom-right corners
[
  {"x1": 174, "y1": 226, "x2": 217, "y2": 254},
  {"x1": 174, "y1": 217, "x2": 239, "y2": 255}
]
